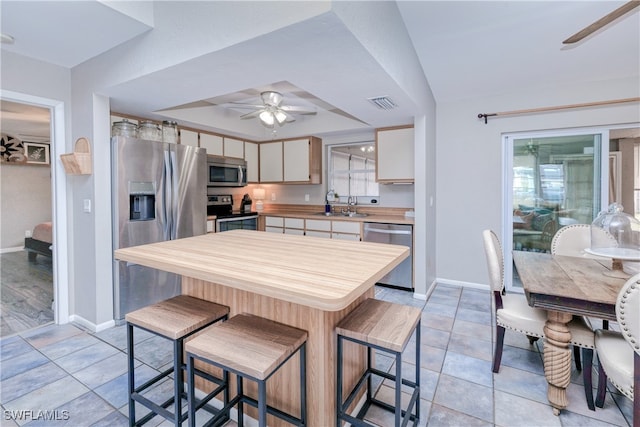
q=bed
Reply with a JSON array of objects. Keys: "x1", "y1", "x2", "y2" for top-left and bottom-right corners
[{"x1": 24, "y1": 221, "x2": 53, "y2": 261}]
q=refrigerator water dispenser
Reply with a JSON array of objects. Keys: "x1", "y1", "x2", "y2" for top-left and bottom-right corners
[{"x1": 129, "y1": 181, "x2": 156, "y2": 221}]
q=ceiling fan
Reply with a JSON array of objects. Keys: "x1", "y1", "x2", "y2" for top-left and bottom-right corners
[
  {"x1": 226, "y1": 91, "x2": 317, "y2": 128},
  {"x1": 563, "y1": 0, "x2": 639, "y2": 44}
]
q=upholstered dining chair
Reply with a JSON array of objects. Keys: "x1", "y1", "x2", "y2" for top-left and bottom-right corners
[
  {"x1": 551, "y1": 223, "x2": 618, "y2": 259},
  {"x1": 594, "y1": 273, "x2": 640, "y2": 425},
  {"x1": 483, "y1": 229, "x2": 598, "y2": 410},
  {"x1": 551, "y1": 223, "x2": 617, "y2": 333}
]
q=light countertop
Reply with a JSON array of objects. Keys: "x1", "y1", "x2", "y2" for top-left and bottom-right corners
[
  {"x1": 114, "y1": 229, "x2": 408, "y2": 311},
  {"x1": 260, "y1": 210, "x2": 414, "y2": 225}
]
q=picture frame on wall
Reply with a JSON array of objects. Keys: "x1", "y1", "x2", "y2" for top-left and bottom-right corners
[{"x1": 23, "y1": 142, "x2": 50, "y2": 165}]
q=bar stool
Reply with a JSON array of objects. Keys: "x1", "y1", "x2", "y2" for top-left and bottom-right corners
[
  {"x1": 125, "y1": 295, "x2": 229, "y2": 427},
  {"x1": 336, "y1": 298, "x2": 421, "y2": 427},
  {"x1": 185, "y1": 313, "x2": 308, "y2": 427}
]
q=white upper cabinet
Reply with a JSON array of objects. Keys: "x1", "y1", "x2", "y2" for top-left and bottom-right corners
[
  {"x1": 260, "y1": 141, "x2": 284, "y2": 182},
  {"x1": 180, "y1": 129, "x2": 199, "y2": 147},
  {"x1": 283, "y1": 139, "x2": 310, "y2": 182},
  {"x1": 200, "y1": 133, "x2": 223, "y2": 156},
  {"x1": 224, "y1": 137, "x2": 244, "y2": 158},
  {"x1": 376, "y1": 126, "x2": 414, "y2": 183},
  {"x1": 244, "y1": 141, "x2": 259, "y2": 183},
  {"x1": 260, "y1": 137, "x2": 321, "y2": 184}
]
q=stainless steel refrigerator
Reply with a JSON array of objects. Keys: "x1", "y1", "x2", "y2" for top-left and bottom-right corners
[{"x1": 111, "y1": 136, "x2": 206, "y2": 321}]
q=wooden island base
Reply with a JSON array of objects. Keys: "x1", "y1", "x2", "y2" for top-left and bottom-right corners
[{"x1": 183, "y1": 277, "x2": 371, "y2": 427}]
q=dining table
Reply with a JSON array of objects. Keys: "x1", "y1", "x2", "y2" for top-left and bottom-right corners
[
  {"x1": 512, "y1": 250, "x2": 628, "y2": 415},
  {"x1": 114, "y1": 229, "x2": 409, "y2": 426}
]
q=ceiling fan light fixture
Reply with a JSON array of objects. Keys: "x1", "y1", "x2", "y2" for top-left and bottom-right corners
[
  {"x1": 274, "y1": 110, "x2": 287, "y2": 124},
  {"x1": 259, "y1": 110, "x2": 275, "y2": 126},
  {"x1": 259, "y1": 107, "x2": 287, "y2": 128},
  {"x1": 261, "y1": 91, "x2": 283, "y2": 107}
]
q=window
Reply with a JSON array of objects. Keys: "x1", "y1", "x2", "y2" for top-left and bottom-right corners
[{"x1": 328, "y1": 143, "x2": 379, "y2": 201}]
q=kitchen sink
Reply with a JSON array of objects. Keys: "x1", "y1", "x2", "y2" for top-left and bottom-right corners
[
  {"x1": 342, "y1": 212, "x2": 368, "y2": 218},
  {"x1": 312, "y1": 212, "x2": 368, "y2": 218}
]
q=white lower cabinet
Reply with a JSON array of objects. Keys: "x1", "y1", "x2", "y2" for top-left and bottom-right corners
[
  {"x1": 331, "y1": 221, "x2": 361, "y2": 241},
  {"x1": 306, "y1": 230, "x2": 331, "y2": 238},
  {"x1": 284, "y1": 217, "x2": 305, "y2": 235},
  {"x1": 265, "y1": 216, "x2": 284, "y2": 233},
  {"x1": 284, "y1": 228, "x2": 305, "y2": 235},
  {"x1": 306, "y1": 219, "x2": 331, "y2": 238},
  {"x1": 262, "y1": 216, "x2": 361, "y2": 241},
  {"x1": 206, "y1": 220, "x2": 215, "y2": 233},
  {"x1": 332, "y1": 232, "x2": 361, "y2": 241}
]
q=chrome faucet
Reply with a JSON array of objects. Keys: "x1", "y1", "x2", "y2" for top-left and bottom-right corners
[{"x1": 342, "y1": 196, "x2": 357, "y2": 215}]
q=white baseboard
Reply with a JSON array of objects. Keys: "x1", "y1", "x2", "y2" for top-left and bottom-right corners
[
  {"x1": 435, "y1": 278, "x2": 490, "y2": 291},
  {"x1": 69, "y1": 314, "x2": 115, "y2": 333},
  {"x1": 0, "y1": 246, "x2": 25, "y2": 254}
]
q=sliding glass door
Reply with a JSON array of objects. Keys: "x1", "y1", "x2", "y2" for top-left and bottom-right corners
[{"x1": 503, "y1": 129, "x2": 608, "y2": 291}]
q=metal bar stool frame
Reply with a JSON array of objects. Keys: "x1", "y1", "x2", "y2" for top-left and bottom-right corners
[
  {"x1": 336, "y1": 320, "x2": 421, "y2": 427},
  {"x1": 127, "y1": 315, "x2": 229, "y2": 427},
  {"x1": 186, "y1": 341, "x2": 307, "y2": 427}
]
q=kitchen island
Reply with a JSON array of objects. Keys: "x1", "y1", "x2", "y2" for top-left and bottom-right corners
[{"x1": 114, "y1": 229, "x2": 409, "y2": 426}]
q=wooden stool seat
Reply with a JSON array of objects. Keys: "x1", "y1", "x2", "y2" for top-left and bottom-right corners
[
  {"x1": 336, "y1": 298, "x2": 422, "y2": 352},
  {"x1": 126, "y1": 295, "x2": 229, "y2": 427},
  {"x1": 186, "y1": 313, "x2": 307, "y2": 380},
  {"x1": 336, "y1": 298, "x2": 421, "y2": 427},
  {"x1": 186, "y1": 313, "x2": 308, "y2": 426},
  {"x1": 126, "y1": 295, "x2": 230, "y2": 339}
]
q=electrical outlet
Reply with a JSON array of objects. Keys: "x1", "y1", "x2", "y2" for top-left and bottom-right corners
[
  {"x1": 304, "y1": 194, "x2": 310, "y2": 202},
  {"x1": 25, "y1": 230, "x2": 32, "y2": 238},
  {"x1": 271, "y1": 192, "x2": 276, "y2": 201}
]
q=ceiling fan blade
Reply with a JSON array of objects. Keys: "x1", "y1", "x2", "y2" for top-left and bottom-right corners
[
  {"x1": 239, "y1": 110, "x2": 263, "y2": 120},
  {"x1": 280, "y1": 105, "x2": 317, "y2": 115},
  {"x1": 563, "y1": 0, "x2": 640, "y2": 44},
  {"x1": 219, "y1": 103, "x2": 264, "y2": 110},
  {"x1": 281, "y1": 110, "x2": 296, "y2": 123}
]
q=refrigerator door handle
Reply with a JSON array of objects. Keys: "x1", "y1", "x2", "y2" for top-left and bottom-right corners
[
  {"x1": 169, "y1": 148, "x2": 179, "y2": 240},
  {"x1": 162, "y1": 149, "x2": 172, "y2": 241}
]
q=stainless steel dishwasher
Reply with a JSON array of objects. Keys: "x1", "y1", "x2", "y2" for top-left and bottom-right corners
[{"x1": 363, "y1": 223, "x2": 413, "y2": 289}]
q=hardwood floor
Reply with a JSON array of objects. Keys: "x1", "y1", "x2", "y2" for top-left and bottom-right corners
[{"x1": 0, "y1": 250, "x2": 53, "y2": 337}]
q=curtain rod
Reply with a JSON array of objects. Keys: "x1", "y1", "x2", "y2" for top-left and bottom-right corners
[{"x1": 477, "y1": 97, "x2": 640, "y2": 124}]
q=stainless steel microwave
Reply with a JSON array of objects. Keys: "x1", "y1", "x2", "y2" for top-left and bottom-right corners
[{"x1": 207, "y1": 155, "x2": 247, "y2": 187}]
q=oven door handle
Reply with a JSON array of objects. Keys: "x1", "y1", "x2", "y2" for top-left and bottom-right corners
[{"x1": 216, "y1": 215, "x2": 259, "y2": 223}]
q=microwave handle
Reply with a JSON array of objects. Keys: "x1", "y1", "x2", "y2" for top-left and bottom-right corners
[{"x1": 238, "y1": 165, "x2": 244, "y2": 185}]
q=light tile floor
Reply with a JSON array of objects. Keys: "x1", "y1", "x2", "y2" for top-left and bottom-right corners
[{"x1": 0, "y1": 284, "x2": 634, "y2": 426}]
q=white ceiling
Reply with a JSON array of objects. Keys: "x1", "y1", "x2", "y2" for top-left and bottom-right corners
[{"x1": 1, "y1": 1, "x2": 638, "y2": 141}]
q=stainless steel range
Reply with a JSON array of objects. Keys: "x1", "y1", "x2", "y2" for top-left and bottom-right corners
[{"x1": 207, "y1": 191, "x2": 258, "y2": 232}]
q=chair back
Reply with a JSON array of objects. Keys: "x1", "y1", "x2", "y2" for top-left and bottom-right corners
[
  {"x1": 551, "y1": 223, "x2": 617, "y2": 259},
  {"x1": 482, "y1": 229, "x2": 504, "y2": 293},
  {"x1": 617, "y1": 274, "x2": 640, "y2": 356}
]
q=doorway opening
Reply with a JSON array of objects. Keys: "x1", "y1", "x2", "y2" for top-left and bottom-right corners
[{"x1": 0, "y1": 91, "x2": 70, "y2": 335}]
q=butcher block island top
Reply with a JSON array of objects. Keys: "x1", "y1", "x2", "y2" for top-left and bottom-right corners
[{"x1": 114, "y1": 229, "x2": 409, "y2": 311}]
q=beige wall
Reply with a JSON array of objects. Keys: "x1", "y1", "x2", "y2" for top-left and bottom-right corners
[{"x1": 0, "y1": 162, "x2": 52, "y2": 249}]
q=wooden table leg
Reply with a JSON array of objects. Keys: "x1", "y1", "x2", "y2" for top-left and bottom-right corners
[{"x1": 542, "y1": 310, "x2": 573, "y2": 415}]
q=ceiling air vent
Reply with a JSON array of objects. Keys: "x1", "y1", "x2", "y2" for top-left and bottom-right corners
[{"x1": 367, "y1": 96, "x2": 396, "y2": 110}]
